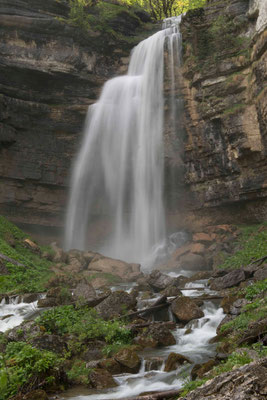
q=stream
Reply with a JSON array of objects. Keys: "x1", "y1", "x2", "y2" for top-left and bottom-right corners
[
  {"x1": 0, "y1": 273, "x2": 224, "y2": 399},
  {"x1": 58, "y1": 276, "x2": 225, "y2": 399}
]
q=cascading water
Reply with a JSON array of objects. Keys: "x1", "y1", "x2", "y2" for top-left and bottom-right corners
[{"x1": 64, "y1": 17, "x2": 183, "y2": 266}]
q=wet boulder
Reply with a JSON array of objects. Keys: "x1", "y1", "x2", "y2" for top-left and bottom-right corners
[
  {"x1": 210, "y1": 269, "x2": 246, "y2": 290},
  {"x1": 161, "y1": 285, "x2": 183, "y2": 297},
  {"x1": 191, "y1": 359, "x2": 217, "y2": 380},
  {"x1": 145, "y1": 357, "x2": 164, "y2": 371},
  {"x1": 98, "y1": 358, "x2": 122, "y2": 374},
  {"x1": 164, "y1": 352, "x2": 192, "y2": 372},
  {"x1": 6, "y1": 320, "x2": 41, "y2": 342},
  {"x1": 171, "y1": 296, "x2": 204, "y2": 323},
  {"x1": 22, "y1": 293, "x2": 40, "y2": 303},
  {"x1": 89, "y1": 368, "x2": 117, "y2": 389},
  {"x1": 95, "y1": 290, "x2": 136, "y2": 320},
  {"x1": 147, "y1": 270, "x2": 175, "y2": 291},
  {"x1": 134, "y1": 323, "x2": 176, "y2": 348},
  {"x1": 114, "y1": 348, "x2": 141, "y2": 373}
]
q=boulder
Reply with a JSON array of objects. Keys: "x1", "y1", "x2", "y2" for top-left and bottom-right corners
[
  {"x1": 114, "y1": 348, "x2": 141, "y2": 373},
  {"x1": 191, "y1": 359, "x2": 217, "y2": 380},
  {"x1": 37, "y1": 297, "x2": 58, "y2": 308},
  {"x1": 72, "y1": 282, "x2": 96, "y2": 301},
  {"x1": 183, "y1": 358, "x2": 267, "y2": 400},
  {"x1": 98, "y1": 358, "x2": 122, "y2": 374},
  {"x1": 95, "y1": 290, "x2": 136, "y2": 320},
  {"x1": 30, "y1": 334, "x2": 67, "y2": 353},
  {"x1": 147, "y1": 270, "x2": 175, "y2": 291},
  {"x1": 6, "y1": 320, "x2": 41, "y2": 342},
  {"x1": 164, "y1": 352, "x2": 192, "y2": 372},
  {"x1": 161, "y1": 285, "x2": 183, "y2": 297},
  {"x1": 22, "y1": 293, "x2": 39, "y2": 303},
  {"x1": 89, "y1": 368, "x2": 117, "y2": 389},
  {"x1": 191, "y1": 242, "x2": 206, "y2": 255},
  {"x1": 193, "y1": 233, "x2": 216, "y2": 243},
  {"x1": 230, "y1": 298, "x2": 248, "y2": 315},
  {"x1": 134, "y1": 323, "x2": 176, "y2": 348},
  {"x1": 145, "y1": 357, "x2": 164, "y2": 371},
  {"x1": 171, "y1": 296, "x2": 204, "y2": 323},
  {"x1": 89, "y1": 255, "x2": 141, "y2": 281},
  {"x1": 179, "y1": 253, "x2": 207, "y2": 271},
  {"x1": 254, "y1": 265, "x2": 267, "y2": 281},
  {"x1": 23, "y1": 238, "x2": 40, "y2": 253},
  {"x1": 220, "y1": 294, "x2": 239, "y2": 314},
  {"x1": 188, "y1": 271, "x2": 213, "y2": 282},
  {"x1": 210, "y1": 269, "x2": 246, "y2": 290}
]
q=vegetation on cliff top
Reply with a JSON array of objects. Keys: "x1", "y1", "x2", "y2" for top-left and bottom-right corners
[{"x1": 64, "y1": 0, "x2": 208, "y2": 36}]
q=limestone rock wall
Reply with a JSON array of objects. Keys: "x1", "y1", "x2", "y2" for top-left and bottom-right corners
[
  {"x1": 174, "y1": 0, "x2": 267, "y2": 229},
  {"x1": 0, "y1": 0, "x2": 154, "y2": 230}
]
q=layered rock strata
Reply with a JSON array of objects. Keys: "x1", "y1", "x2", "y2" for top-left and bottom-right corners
[
  {"x1": 0, "y1": 0, "x2": 154, "y2": 231},
  {"x1": 173, "y1": 0, "x2": 267, "y2": 229}
]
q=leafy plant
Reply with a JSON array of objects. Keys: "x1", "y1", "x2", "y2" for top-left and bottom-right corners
[
  {"x1": 210, "y1": 351, "x2": 251, "y2": 376},
  {"x1": 36, "y1": 305, "x2": 132, "y2": 345},
  {"x1": 0, "y1": 342, "x2": 60, "y2": 399},
  {"x1": 66, "y1": 360, "x2": 91, "y2": 385}
]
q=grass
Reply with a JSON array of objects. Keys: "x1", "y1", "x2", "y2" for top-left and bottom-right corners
[
  {"x1": 0, "y1": 216, "x2": 54, "y2": 294},
  {"x1": 218, "y1": 224, "x2": 267, "y2": 270},
  {"x1": 220, "y1": 301, "x2": 267, "y2": 333}
]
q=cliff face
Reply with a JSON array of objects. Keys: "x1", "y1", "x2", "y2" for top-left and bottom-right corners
[
  {"x1": 0, "y1": 0, "x2": 154, "y2": 231},
  {"x1": 0, "y1": 0, "x2": 266, "y2": 238},
  {"x1": 173, "y1": 0, "x2": 267, "y2": 229}
]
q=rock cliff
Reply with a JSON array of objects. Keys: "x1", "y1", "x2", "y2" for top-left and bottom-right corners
[
  {"x1": 0, "y1": 0, "x2": 154, "y2": 233},
  {"x1": 174, "y1": 0, "x2": 267, "y2": 230},
  {"x1": 0, "y1": 0, "x2": 266, "y2": 238}
]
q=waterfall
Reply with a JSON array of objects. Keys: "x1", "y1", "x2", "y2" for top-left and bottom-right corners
[{"x1": 64, "y1": 16, "x2": 183, "y2": 266}]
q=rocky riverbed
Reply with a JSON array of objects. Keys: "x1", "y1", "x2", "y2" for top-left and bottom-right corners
[{"x1": 0, "y1": 218, "x2": 267, "y2": 399}]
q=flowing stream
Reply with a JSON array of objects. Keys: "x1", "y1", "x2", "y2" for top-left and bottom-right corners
[
  {"x1": 59, "y1": 278, "x2": 224, "y2": 399},
  {"x1": 64, "y1": 17, "x2": 183, "y2": 267}
]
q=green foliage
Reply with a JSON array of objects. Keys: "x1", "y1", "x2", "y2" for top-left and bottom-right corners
[
  {"x1": 244, "y1": 279, "x2": 267, "y2": 301},
  {"x1": 69, "y1": 0, "x2": 94, "y2": 30},
  {"x1": 181, "y1": 378, "x2": 208, "y2": 396},
  {"x1": 220, "y1": 303, "x2": 267, "y2": 333},
  {"x1": 0, "y1": 342, "x2": 60, "y2": 399},
  {"x1": 36, "y1": 305, "x2": 132, "y2": 346},
  {"x1": 66, "y1": 360, "x2": 91, "y2": 385},
  {"x1": 210, "y1": 351, "x2": 252, "y2": 376},
  {"x1": 0, "y1": 216, "x2": 26, "y2": 241},
  {"x1": 0, "y1": 216, "x2": 54, "y2": 294},
  {"x1": 251, "y1": 342, "x2": 267, "y2": 357},
  {"x1": 218, "y1": 225, "x2": 267, "y2": 270},
  {"x1": 102, "y1": 342, "x2": 130, "y2": 357},
  {"x1": 121, "y1": 0, "x2": 207, "y2": 19}
]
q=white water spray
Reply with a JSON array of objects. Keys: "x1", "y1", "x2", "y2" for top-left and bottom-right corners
[{"x1": 65, "y1": 17, "x2": 182, "y2": 265}]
